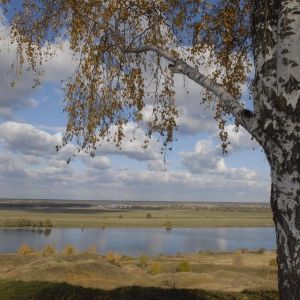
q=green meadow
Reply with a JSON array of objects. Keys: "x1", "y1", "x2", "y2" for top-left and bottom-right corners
[{"x1": 0, "y1": 200, "x2": 274, "y2": 228}]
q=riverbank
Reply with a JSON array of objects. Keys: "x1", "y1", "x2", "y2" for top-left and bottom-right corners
[
  {"x1": 0, "y1": 200, "x2": 274, "y2": 228},
  {"x1": 0, "y1": 250, "x2": 278, "y2": 299}
]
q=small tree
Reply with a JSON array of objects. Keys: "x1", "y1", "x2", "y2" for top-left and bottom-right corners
[
  {"x1": 61, "y1": 245, "x2": 74, "y2": 255},
  {"x1": 114, "y1": 251, "x2": 121, "y2": 266},
  {"x1": 105, "y1": 250, "x2": 115, "y2": 264},
  {"x1": 17, "y1": 243, "x2": 33, "y2": 255},
  {"x1": 176, "y1": 261, "x2": 191, "y2": 272},
  {"x1": 165, "y1": 221, "x2": 172, "y2": 230},
  {"x1": 44, "y1": 219, "x2": 52, "y2": 227},
  {"x1": 88, "y1": 245, "x2": 97, "y2": 254},
  {"x1": 3, "y1": 219, "x2": 13, "y2": 227},
  {"x1": 149, "y1": 261, "x2": 161, "y2": 275},
  {"x1": 138, "y1": 254, "x2": 149, "y2": 268},
  {"x1": 43, "y1": 245, "x2": 55, "y2": 255},
  {"x1": 146, "y1": 213, "x2": 152, "y2": 219}
]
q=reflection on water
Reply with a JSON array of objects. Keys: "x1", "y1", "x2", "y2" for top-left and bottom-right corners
[
  {"x1": 0, "y1": 227, "x2": 276, "y2": 257},
  {"x1": 43, "y1": 228, "x2": 52, "y2": 237}
]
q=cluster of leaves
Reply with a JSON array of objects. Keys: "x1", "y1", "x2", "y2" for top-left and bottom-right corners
[
  {"x1": 2, "y1": 218, "x2": 52, "y2": 228},
  {"x1": 191, "y1": 0, "x2": 253, "y2": 151},
  {"x1": 2, "y1": 0, "x2": 254, "y2": 154}
]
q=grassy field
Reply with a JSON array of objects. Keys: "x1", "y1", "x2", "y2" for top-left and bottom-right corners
[
  {"x1": 0, "y1": 207, "x2": 274, "y2": 228},
  {"x1": 0, "y1": 250, "x2": 278, "y2": 299}
]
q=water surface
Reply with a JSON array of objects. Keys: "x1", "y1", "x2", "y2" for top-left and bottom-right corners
[{"x1": 0, "y1": 227, "x2": 276, "y2": 256}]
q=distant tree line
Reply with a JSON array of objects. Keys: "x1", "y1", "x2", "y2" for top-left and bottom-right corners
[
  {"x1": 2, "y1": 218, "x2": 52, "y2": 228},
  {"x1": 0, "y1": 201, "x2": 92, "y2": 209}
]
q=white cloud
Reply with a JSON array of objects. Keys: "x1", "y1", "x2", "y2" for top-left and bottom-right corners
[
  {"x1": 81, "y1": 155, "x2": 112, "y2": 170},
  {"x1": 225, "y1": 125, "x2": 260, "y2": 152},
  {"x1": 0, "y1": 121, "x2": 62, "y2": 156},
  {"x1": 180, "y1": 138, "x2": 258, "y2": 182},
  {"x1": 94, "y1": 122, "x2": 161, "y2": 161}
]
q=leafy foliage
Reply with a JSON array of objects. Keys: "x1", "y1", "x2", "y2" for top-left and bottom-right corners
[
  {"x1": 1, "y1": 0, "x2": 253, "y2": 154},
  {"x1": 148, "y1": 261, "x2": 161, "y2": 275},
  {"x1": 43, "y1": 219, "x2": 52, "y2": 227},
  {"x1": 42, "y1": 245, "x2": 55, "y2": 255},
  {"x1": 61, "y1": 245, "x2": 74, "y2": 255},
  {"x1": 113, "y1": 251, "x2": 121, "y2": 266},
  {"x1": 165, "y1": 220, "x2": 172, "y2": 229},
  {"x1": 176, "y1": 260, "x2": 191, "y2": 272},
  {"x1": 138, "y1": 253, "x2": 149, "y2": 268},
  {"x1": 88, "y1": 245, "x2": 97, "y2": 254},
  {"x1": 105, "y1": 250, "x2": 121, "y2": 266}
]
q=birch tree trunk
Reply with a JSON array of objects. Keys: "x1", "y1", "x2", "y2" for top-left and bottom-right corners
[{"x1": 252, "y1": 0, "x2": 300, "y2": 298}]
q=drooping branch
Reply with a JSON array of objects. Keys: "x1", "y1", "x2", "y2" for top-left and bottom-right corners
[{"x1": 121, "y1": 40, "x2": 263, "y2": 142}]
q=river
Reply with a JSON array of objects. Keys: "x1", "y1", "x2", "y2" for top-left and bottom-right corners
[{"x1": 0, "y1": 227, "x2": 276, "y2": 257}]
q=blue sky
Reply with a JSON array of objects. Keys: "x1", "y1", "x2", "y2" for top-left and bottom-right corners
[{"x1": 0, "y1": 8, "x2": 270, "y2": 203}]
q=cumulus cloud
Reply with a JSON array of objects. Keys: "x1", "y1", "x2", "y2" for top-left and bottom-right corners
[
  {"x1": 180, "y1": 139, "x2": 257, "y2": 181},
  {"x1": 225, "y1": 125, "x2": 260, "y2": 152},
  {"x1": 81, "y1": 155, "x2": 112, "y2": 170},
  {"x1": 0, "y1": 121, "x2": 62, "y2": 156},
  {"x1": 0, "y1": 19, "x2": 76, "y2": 120},
  {"x1": 94, "y1": 122, "x2": 161, "y2": 161}
]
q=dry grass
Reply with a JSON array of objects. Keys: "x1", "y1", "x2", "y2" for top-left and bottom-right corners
[{"x1": 0, "y1": 250, "x2": 278, "y2": 292}]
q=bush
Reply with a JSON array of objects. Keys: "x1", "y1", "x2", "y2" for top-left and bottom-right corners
[
  {"x1": 176, "y1": 261, "x2": 191, "y2": 272},
  {"x1": 269, "y1": 258, "x2": 278, "y2": 267},
  {"x1": 15, "y1": 219, "x2": 31, "y2": 227},
  {"x1": 18, "y1": 243, "x2": 33, "y2": 255},
  {"x1": 44, "y1": 219, "x2": 52, "y2": 227},
  {"x1": 43, "y1": 245, "x2": 55, "y2": 254},
  {"x1": 114, "y1": 251, "x2": 121, "y2": 265},
  {"x1": 122, "y1": 255, "x2": 135, "y2": 261},
  {"x1": 146, "y1": 213, "x2": 151, "y2": 218},
  {"x1": 31, "y1": 220, "x2": 41, "y2": 227},
  {"x1": 165, "y1": 221, "x2": 172, "y2": 229},
  {"x1": 88, "y1": 245, "x2": 96, "y2": 254},
  {"x1": 105, "y1": 250, "x2": 115, "y2": 264},
  {"x1": 138, "y1": 254, "x2": 149, "y2": 268},
  {"x1": 61, "y1": 245, "x2": 74, "y2": 254},
  {"x1": 149, "y1": 261, "x2": 161, "y2": 275},
  {"x1": 256, "y1": 247, "x2": 265, "y2": 254},
  {"x1": 105, "y1": 250, "x2": 121, "y2": 265},
  {"x1": 2, "y1": 219, "x2": 13, "y2": 227}
]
